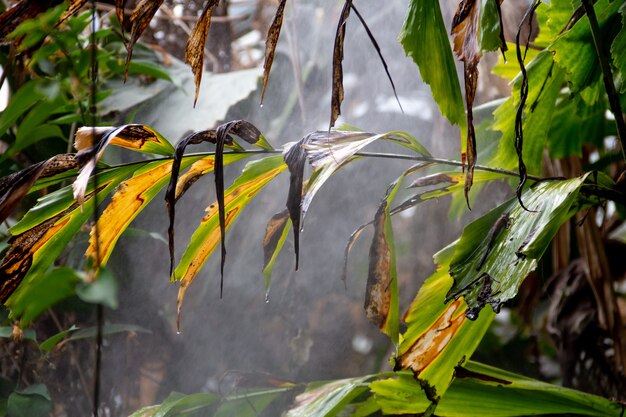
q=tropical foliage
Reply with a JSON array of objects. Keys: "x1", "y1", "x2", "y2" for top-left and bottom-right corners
[{"x1": 0, "y1": 0, "x2": 625, "y2": 416}]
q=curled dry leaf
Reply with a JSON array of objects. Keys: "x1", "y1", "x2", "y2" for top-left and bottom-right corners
[
  {"x1": 59, "y1": 0, "x2": 87, "y2": 24},
  {"x1": 165, "y1": 121, "x2": 270, "y2": 284},
  {"x1": 115, "y1": 0, "x2": 126, "y2": 34},
  {"x1": 451, "y1": 0, "x2": 480, "y2": 208},
  {"x1": 72, "y1": 125, "x2": 174, "y2": 204},
  {"x1": 261, "y1": 0, "x2": 287, "y2": 105},
  {"x1": 0, "y1": 154, "x2": 77, "y2": 223},
  {"x1": 283, "y1": 141, "x2": 306, "y2": 271},
  {"x1": 330, "y1": 0, "x2": 352, "y2": 129},
  {"x1": 185, "y1": 0, "x2": 220, "y2": 106},
  {"x1": 174, "y1": 156, "x2": 286, "y2": 329},
  {"x1": 125, "y1": 0, "x2": 165, "y2": 78}
]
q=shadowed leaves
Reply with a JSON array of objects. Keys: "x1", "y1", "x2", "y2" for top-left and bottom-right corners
[
  {"x1": 0, "y1": 154, "x2": 77, "y2": 223},
  {"x1": 186, "y1": 0, "x2": 220, "y2": 106},
  {"x1": 261, "y1": 0, "x2": 287, "y2": 105},
  {"x1": 0, "y1": 0, "x2": 61, "y2": 45},
  {"x1": 0, "y1": 165, "x2": 137, "y2": 310}
]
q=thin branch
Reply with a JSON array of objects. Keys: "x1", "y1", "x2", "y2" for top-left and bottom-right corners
[
  {"x1": 106, "y1": 149, "x2": 560, "y2": 182},
  {"x1": 581, "y1": 0, "x2": 626, "y2": 161}
]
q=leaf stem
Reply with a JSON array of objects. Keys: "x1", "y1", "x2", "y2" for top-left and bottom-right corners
[
  {"x1": 581, "y1": 0, "x2": 626, "y2": 161},
  {"x1": 108, "y1": 149, "x2": 558, "y2": 183}
]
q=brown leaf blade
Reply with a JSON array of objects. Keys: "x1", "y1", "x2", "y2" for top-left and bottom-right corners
[
  {"x1": 125, "y1": 0, "x2": 165, "y2": 79},
  {"x1": 451, "y1": 0, "x2": 481, "y2": 209},
  {"x1": 261, "y1": 0, "x2": 287, "y2": 105},
  {"x1": 0, "y1": 154, "x2": 78, "y2": 223},
  {"x1": 330, "y1": 0, "x2": 352, "y2": 129},
  {"x1": 365, "y1": 175, "x2": 404, "y2": 345},
  {"x1": 185, "y1": 0, "x2": 220, "y2": 106},
  {"x1": 283, "y1": 140, "x2": 306, "y2": 270},
  {"x1": 0, "y1": 0, "x2": 57, "y2": 45}
]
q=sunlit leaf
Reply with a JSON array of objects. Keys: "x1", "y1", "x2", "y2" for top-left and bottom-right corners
[
  {"x1": 551, "y1": 0, "x2": 621, "y2": 104},
  {"x1": 491, "y1": 52, "x2": 565, "y2": 175},
  {"x1": 395, "y1": 263, "x2": 494, "y2": 405},
  {"x1": 286, "y1": 376, "x2": 372, "y2": 417},
  {"x1": 86, "y1": 155, "x2": 245, "y2": 267},
  {"x1": 72, "y1": 124, "x2": 175, "y2": 203},
  {"x1": 447, "y1": 175, "x2": 595, "y2": 316},
  {"x1": 261, "y1": 0, "x2": 287, "y2": 105},
  {"x1": 185, "y1": 0, "x2": 219, "y2": 106},
  {"x1": 372, "y1": 362, "x2": 623, "y2": 416},
  {"x1": 174, "y1": 155, "x2": 287, "y2": 329},
  {"x1": 329, "y1": 0, "x2": 351, "y2": 129},
  {"x1": 399, "y1": 0, "x2": 466, "y2": 129}
]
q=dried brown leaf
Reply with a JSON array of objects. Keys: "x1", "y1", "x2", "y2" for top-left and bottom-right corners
[
  {"x1": 329, "y1": 0, "x2": 352, "y2": 129},
  {"x1": 364, "y1": 201, "x2": 392, "y2": 329},
  {"x1": 0, "y1": 0, "x2": 59, "y2": 45},
  {"x1": 59, "y1": 0, "x2": 87, "y2": 24},
  {"x1": 262, "y1": 209, "x2": 290, "y2": 272},
  {"x1": 185, "y1": 0, "x2": 220, "y2": 106},
  {"x1": 116, "y1": 0, "x2": 126, "y2": 33},
  {"x1": 260, "y1": 0, "x2": 287, "y2": 105},
  {"x1": 0, "y1": 154, "x2": 78, "y2": 223},
  {"x1": 283, "y1": 140, "x2": 306, "y2": 270},
  {"x1": 125, "y1": 0, "x2": 165, "y2": 79},
  {"x1": 451, "y1": 0, "x2": 480, "y2": 208}
]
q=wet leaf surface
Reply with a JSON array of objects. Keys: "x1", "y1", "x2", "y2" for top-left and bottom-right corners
[
  {"x1": 399, "y1": 0, "x2": 465, "y2": 129},
  {"x1": 185, "y1": 0, "x2": 220, "y2": 106},
  {"x1": 372, "y1": 361, "x2": 623, "y2": 416},
  {"x1": 260, "y1": 0, "x2": 287, "y2": 105}
]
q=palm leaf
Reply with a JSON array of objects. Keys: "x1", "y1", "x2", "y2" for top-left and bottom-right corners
[{"x1": 173, "y1": 155, "x2": 287, "y2": 329}]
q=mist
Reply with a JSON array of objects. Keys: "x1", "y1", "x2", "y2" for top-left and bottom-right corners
[{"x1": 94, "y1": 1, "x2": 504, "y2": 414}]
